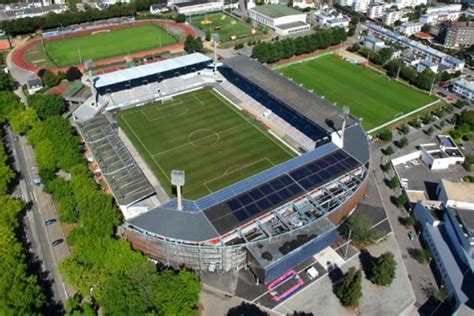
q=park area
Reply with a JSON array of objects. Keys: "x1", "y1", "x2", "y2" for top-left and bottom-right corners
[
  {"x1": 190, "y1": 12, "x2": 257, "y2": 43},
  {"x1": 23, "y1": 24, "x2": 177, "y2": 68},
  {"x1": 276, "y1": 54, "x2": 437, "y2": 130},
  {"x1": 116, "y1": 89, "x2": 295, "y2": 199}
]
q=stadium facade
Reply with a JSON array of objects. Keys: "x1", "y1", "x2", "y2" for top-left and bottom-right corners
[{"x1": 81, "y1": 54, "x2": 373, "y2": 284}]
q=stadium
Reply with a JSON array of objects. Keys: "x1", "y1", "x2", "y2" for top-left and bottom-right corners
[{"x1": 75, "y1": 52, "x2": 370, "y2": 286}]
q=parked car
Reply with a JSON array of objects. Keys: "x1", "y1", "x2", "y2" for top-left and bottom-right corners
[
  {"x1": 408, "y1": 231, "x2": 416, "y2": 241},
  {"x1": 52, "y1": 239, "x2": 64, "y2": 246},
  {"x1": 45, "y1": 219, "x2": 57, "y2": 226},
  {"x1": 32, "y1": 178, "x2": 42, "y2": 185}
]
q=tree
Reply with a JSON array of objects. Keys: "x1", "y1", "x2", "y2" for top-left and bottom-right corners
[
  {"x1": 399, "y1": 124, "x2": 409, "y2": 135},
  {"x1": 0, "y1": 91, "x2": 23, "y2": 119},
  {"x1": 415, "y1": 69, "x2": 436, "y2": 91},
  {"x1": 388, "y1": 176, "x2": 400, "y2": 190},
  {"x1": 39, "y1": 69, "x2": 59, "y2": 87},
  {"x1": 370, "y1": 252, "x2": 397, "y2": 286},
  {"x1": 403, "y1": 215, "x2": 415, "y2": 227},
  {"x1": 65, "y1": 66, "x2": 82, "y2": 82},
  {"x1": 396, "y1": 194, "x2": 408, "y2": 208},
  {"x1": 346, "y1": 214, "x2": 377, "y2": 245},
  {"x1": 381, "y1": 162, "x2": 391, "y2": 173},
  {"x1": 421, "y1": 23, "x2": 431, "y2": 34},
  {"x1": 227, "y1": 302, "x2": 268, "y2": 316},
  {"x1": 384, "y1": 145, "x2": 394, "y2": 156},
  {"x1": 439, "y1": 71, "x2": 451, "y2": 82},
  {"x1": 0, "y1": 72, "x2": 14, "y2": 91},
  {"x1": 378, "y1": 129, "x2": 393, "y2": 142},
  {"x1": 184, "y1": 36, "x2": 203, "y2": 53},
  {"x1": 175, "y1": 13, "x2": 186, "y2": 23},
  {"x1": 414, "y1": 249, "x2": 431, "y2": 264},
  {"x1": 378, "y1": 47, "x2": 394, "y2": 64},
  {"x1": 398, "y1": 136, "x2": 408, "y2": 148},
  {"x1": 28, "y1": 94, "x2": 67, "y2": 120},
  {"x1": 335, "y1": 267, "x2": 363, "y2": 308},
  {"x1": 433, "y1": 287, "x2": 449, "y2": 303},
  {"x1": 426, "y1": 126, "x2": 434, "y2": 136},
  {"x1": 9, "y1": 108, "x2": 38, "y2": 135},
  {"x1": 394, "y1": 20, "x2": 402, "y2": 26},
  {"x1": 457, "y1": 110, "x2": 474, "y2": 130}
]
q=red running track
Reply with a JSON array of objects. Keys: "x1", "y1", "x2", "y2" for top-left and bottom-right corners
[{"x1": 11, "y1": 20, "x2": 196, "y2": 74}]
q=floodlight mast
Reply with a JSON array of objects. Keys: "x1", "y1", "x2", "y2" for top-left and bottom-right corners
[
  {"x1": 84, "y1": 59, "x2": 96, "y2": 105},
  {"x1": 211, "y1": 33, "x2": 220, "y2": 74},
  {"x1": 171, "y1": 170, "x2": 185, "y2": 211},
  {"x1": 340, "y1": 106, "x2": 350, "y2": 144}
]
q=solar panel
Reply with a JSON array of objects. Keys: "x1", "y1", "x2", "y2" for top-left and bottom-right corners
[
  {"x1": 234, "y1": 209, "x2": 249, "y2": 221},
  {"x1": 288, "y1": 183, "x2": 303, "y2": 195},
  {"x1": 269, "y1": 179, "x2": 284, "y2": 190},
  {"x1": 227, "y1": 199, "x2": 241, "y2": 211},
  {"x1": 245, "y1": 203, "x2": 261, "y2": 216},
  {"x1": 249, "y1": 189, "x2": 263, "y2": 200},
  {"x1": 238, "y1": 194, "x2": 252, "y2": 206},
  {"x1": 257, "y1": 198, "x2": 271, "y2": 210},
  {"x1": 268, "y1": 194, "x2": 281, "y2": 205},
  {"x1": 280, "y1": 175, "x2": 293, "y2": 185},
  {"x1": 260, "y1": 184, "x2": 273, "y2": 195}
]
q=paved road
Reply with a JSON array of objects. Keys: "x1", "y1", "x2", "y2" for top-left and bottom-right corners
[{"x1": 7, "y1": 128, "x2": 73, "y2": 307}]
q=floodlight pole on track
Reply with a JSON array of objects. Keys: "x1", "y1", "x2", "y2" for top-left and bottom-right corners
[
  {"x1": 340, "y1": 106, "x2": 350, "y2": 143},
  {"x1": 211, "y1": 33, "x2": 220, "y2": 74},
  {"x1": 171, "y1": 170, "x2": 185, "y2": 211}
]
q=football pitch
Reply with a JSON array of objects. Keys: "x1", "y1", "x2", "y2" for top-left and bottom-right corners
[
  {"x1": 276, "y1": 54, "x2": 437, "y2": 130},
  {"x1": 190, "y1": 13, "x2": 257, "y2": 43},
  {"x1": 117, "y1": 89, "x2": 295, "y2": 199},
  {"x1": 27, "y1": 25, "x2": 177, "y2": 68}
]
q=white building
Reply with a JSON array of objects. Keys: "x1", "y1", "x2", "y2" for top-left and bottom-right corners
[
  {"x1": 150, "y1": 3, "x2": 169, "y2": 14},
  {"x1": 383, "y1": 10, "x2": 404, "y2": 26},
  {"x1": 419, "y1": 135, "x2": 464, "y2": 170},
  {"x1": 393, "y1": 0, "x2": 427, "y2": 9},
  {"x1": 363, "y1": 35, "x2": 385, "y2": 50},
  {"x1": 292, "y1": 0, "x2": 315, "y2": 9},
  {"x1": 172, "y1": 0, "x2": 224, "y2": 15},
  {"x1": 248, "y1": 4, "x2": 310, "y2": 36},
  {"x1": 397, "y1": 21, "x2": 423, "y2": 36},
  {"x1": 26, "y1": 76, "x2": 42, "y2": 95},
  {"x1": 368, "y1": 4, "x2": 386, "y2": 19},
  {"x1": 453, "y1": 79, "x2": 474, "y2": 102},
  {"x1": 416, "y1": 59, "x2": 438, "y2": 73},
  {"x1": 351, "y1": 0, "x2": 370, "y2": 13},
  {"x1": 420, "y1": 4, "x2": 462, "y2": 25},
  {"x1": 315, "y1": 11, "x2": 350, "y2": 30},
  {"x1": 339, "y1": 0, "x2": 353, "y2": 6}
]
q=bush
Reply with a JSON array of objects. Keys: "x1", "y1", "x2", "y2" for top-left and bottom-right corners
[
  {"x1": 398, "y1": 137, "x2": 408, "y2": 148},
  {"x1": 399, "y1": 124, "x2": 409, "y2": 135},
  {"x1": 388, "y1": 176, "x2": 400, "y2": 190},
  {"x1": 378, "y1": 129, "x2": 393, "y2": 142},
  {"x1": 175, "y1": 13, "x2": 186, "y2": 23},
  {"x1": 370, "y1": 252, "x2": 397, "y2": 286},
  {"x1": 65, "y1": 67, "x2": 82, "y2": 82},
  {"x1": 384, "y1": 145, "x2": 394, "y2": 156},
  {"x1": 335, "y1": 267, "x2": 363, "y2": 308},
  {"x1": 381, "y1": 162, "x2": 391, "y2": 173},
  {"x1": 396, "y1": 194, "x2": 408, "y2": 208},
  {"x1": 415, "y1": 249, "x2": 431, "y2": 264},
  {"x1": 403, "y1": 215, "x2": 415, "y2": 227}
]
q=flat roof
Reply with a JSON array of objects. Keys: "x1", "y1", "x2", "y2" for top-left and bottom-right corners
[
  {"x1": 93, "y1": 53, "x2": 212, "y2": 88},
  {"x1": 250, "y1": 5, "x2": 303, "y2": 19},
  {"x1": 174, "y1": 0, "x2": 215, "y2": 8},
  {"x1": 440, "y1": 179, "x2": 474, "y2": 204},
  {"x1": 451, "y1": 207, "x2": 474, "y2": 237},
  {"x1": 223, "y1": 55, "x2": 352, "y2": 133},
  {"x1": 276, "y1": 21, "x2": 309, "y2": 30}
]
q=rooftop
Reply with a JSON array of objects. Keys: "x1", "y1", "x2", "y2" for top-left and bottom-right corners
[
  {"x1": 440, "y1": 179, "x2": 474, "y2": 204},
  {"x1": 455, "y1": 79, "x2": 474, "y2": 91},
  {"x1": 276, "y1": 21, "x2": 309, "y2": 30},
  {"x1": 250, "y1": 5, "x2": 304, "y2": 19},
  {"x1": 450, "y1": 207, "x2": 474, "y2": 238}
]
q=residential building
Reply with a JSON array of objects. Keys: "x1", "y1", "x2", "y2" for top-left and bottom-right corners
[
  {"x1": 248, "y1": 4, "x2": 310, "y2": 36},
  {"x1": 339, "y1": 0, "x2": 353, "y2": 6},
  {"x1": 150, "y1": 3, "x2": 169, "y2": 14},
  {"x1": 363, "y1": 35, "x2": 385, "y2": 50},
  {"x1": 420, "y1": 5, "x2": 462, "y2": 25},
  {"x1": 398, "y1": 21, "x2": 423, "y2": 36},
  {"x1": 453, "y1": 79, "x2": 474, "y2": 102},
  {"x1": 393, "y1": 0, "x2": 427, "y2": 9},
  {"x1": 438, "y1": 22, "x2": 474, "y2": 48},
  {"x1": 315, "y1": 11, "x2": 350, "y2": 30},
  {"x1": 367, "y1": 23, "x2": 465, "y2": 71},
  {"x1": 383, "y1": 10, "x2": 404, "y2": 26},
  {"x1": 292, "y1": 0, "x2": 315, "y2": 9},
  {"x1": 419, "y1": 135, "x2": 464, "y2": 169},
  {"x1": 0, "y1": 2, "x2": 67, "y2": 21},
  {"x1": 368, "y1": 4, "x2": 386, "y2": 19},
  {"x1": 351, "y1": 0, "x2": 370, "y2": 13},
  {"x1": 417, "y1": 59, "x2": 439, "y2": 73},
  {"x1": 26, "y1": 76, "x2": 43, "y2": 95},
  {"x1": 172, "y1": 0, "x2": 224, "y2": 15}
]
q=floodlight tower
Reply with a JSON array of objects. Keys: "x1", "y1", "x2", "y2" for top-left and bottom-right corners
[
  {"x1": 340, "y1": 106, "x2": 350, "y2": 144},
  {"x1": 211, "y1": 33, "x2": 220, "y2": 74},
  {"x1": 171, "y1": 170, "x2": 185, "y2": 211},
  {"x1": 84, "y1": 59, "x2": 96, "y2": 105}
]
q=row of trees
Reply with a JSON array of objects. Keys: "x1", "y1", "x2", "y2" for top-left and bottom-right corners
[
  {"x1": 251, "y1": 27, "x2": 347, "y2": 64},
  {"x1": 1, "y1": 1, "x2": 166, "y2": 35},
  {"x1": 0, "y1": 85, "x2": 201, "y2": 314}
]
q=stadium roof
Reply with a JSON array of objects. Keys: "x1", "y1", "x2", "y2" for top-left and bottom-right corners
[
  {"x1": 276, "y1": 21, "x2": 309, "y2": 30},
  {"x1": 78, "y1": 115, "x2": 155, "y2": 206},
  {"x1": 223, "y1": 55, "x2": 353, "y2": 133},
  {"x1": 250, "y1": 5, "x2": 303, "y2": 18},
  {"x1": 93, "y1": 53, "x2": 212, "y2": 88}
]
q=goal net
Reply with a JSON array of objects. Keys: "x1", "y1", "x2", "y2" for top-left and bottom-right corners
[{"x1": 161, "y1": 96, "x2": 174, "y2": 104}]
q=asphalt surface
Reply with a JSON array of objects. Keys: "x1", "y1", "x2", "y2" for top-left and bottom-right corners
[{"x1": 7, "y1": 127, "x2": 72, "y2": 309}]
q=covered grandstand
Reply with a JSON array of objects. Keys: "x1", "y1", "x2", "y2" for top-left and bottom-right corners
[{"x1": 123, "y1": 56, "x2": 370, "y2": 284}]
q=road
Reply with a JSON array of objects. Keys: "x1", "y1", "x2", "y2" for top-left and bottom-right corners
[{"x1": 7, "y1": 127, "x2": 73, "y2": 308}]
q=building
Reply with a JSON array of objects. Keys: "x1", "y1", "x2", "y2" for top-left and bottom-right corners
[
  {"x1": 315, "y1": 11, "x2": 350, "y2": 30},
  {"x1": 118, "y1": 55, "x2": 370, "y2": 284},
  {"x1": 339, "y1": 0, "x2": 353, "y2": 6},
  {"x1": 0, "y1": 2, "x2": 66, "y2": 21},
  {"x1": 26, "y1": 76, "x2": 42, "y2": 94},
  {"x1": 437, "y1": 180, "x2": 474, "y2": 210},
  {"x1": 172, "y1": 0, "x2": 224, "y2": 15},
  {"x1": 248, "y1": 5, "x2": 310, "y2": 36},
  {"x1": 393, "y1": 0, "x2": 427, "y2": 9},
  {"x1": 292, "y1": 0, "x2": 315, "y2": 9},
  {"x1": 368, "y1": 4, "x2": 386, "y2": 19},
  {"x1": 416, "y1": 59, "x2": 438, "y2": 73},
  {"x1": 363, "y1": 35, "x2": 385, "y2": 50},
  {"x1": 438, "y1": 22, "x2": 474, "y2": 48},
  {"x1": 367, "y1": 23, "x2": 465, "y2": 71},
  {"x1": 420, "y1": 4, "x2": 462, "y2": 25},
  {"x1": 383, "y1": 10, "x2": 404, "y2": 26},
  {"x1": 413, "y1": 200, "x2": 474, "y2": 315},
  {"x1": 351, "y1": 0, "x2": 370, "y2": 13},
  {"x1": 453, "y1": 79, "x2": 474, "y2": 103},
  {"x1": 150, "y1": 3, "x2": 170, "y2": 14},
  {"x1": 397, "y1": 21, "x2": 423, "y2": 36}
]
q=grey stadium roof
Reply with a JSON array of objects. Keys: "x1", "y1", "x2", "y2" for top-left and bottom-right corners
[
  {"x1": 223, "y1": 55, "x2": 354, "y2": 132},
  {"x1": 78, "y1": 115, "x2": 155, "y2": 206},
  {"x1": 93, "y1": 53, "x2": 212, "y2": 88}
]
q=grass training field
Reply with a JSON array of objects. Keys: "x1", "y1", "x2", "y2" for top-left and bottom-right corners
[
  {"x1": 117, "y1": 89, "x2": 295, "y2": 199},
  {"x1": 25, "y1": 25, "x2": 177, "y2": 68},
  {"x1": 276, "y1": 54, "x2": 437, "y2": 130},
  {"x1": 190, "y1": 13, "x2": 257, "y2": 43}
]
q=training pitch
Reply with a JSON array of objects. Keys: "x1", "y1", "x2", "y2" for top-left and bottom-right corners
[
  {"x1": 277, "y1": 54, "x2": 437, "y2": 130},
  {"x1": 190, "y1": 13, "x2": 257, "y2": 43},
  {"x1": 117, "y1": 89, "x2": 295, "y2": 199},
  {"x1": 25, "y1": 25, "x2": 177, "y2": 68}
]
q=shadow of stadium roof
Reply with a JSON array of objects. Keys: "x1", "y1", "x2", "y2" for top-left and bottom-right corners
[
  {"x1": 223, "y1": 55, "x2": 355, "y2": 133},
  {"x1": 78, "y1": 115, "x2": 155, "y2": 206}
]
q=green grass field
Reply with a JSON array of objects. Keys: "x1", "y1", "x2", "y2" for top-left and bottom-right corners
[
  {"x1": 190, "y1": 13, "x2": 257, "y2": 43},
  {"x1": 30, "y1": 25, "x2": 177, "y2": 68},
  {"x1": 117, "y1": 89, "x2": 295, "y2": 199},
  {"x1": 276, "y1": 54, "x2": 437, "y2": 130}
]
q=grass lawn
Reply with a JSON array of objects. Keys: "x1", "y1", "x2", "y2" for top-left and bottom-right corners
[
  {"x1": 190, "y1": 12, "x2": 257, "y2": 43},
  {"x1": 40, "y1": 25, "x2": 177, "y2": 67},
  {"x1": 276, "y1": 54, "x2": 437, "y2": 130},
  {"x1": 116, "y1": 89, "x2": 295, "y2": 199}
]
